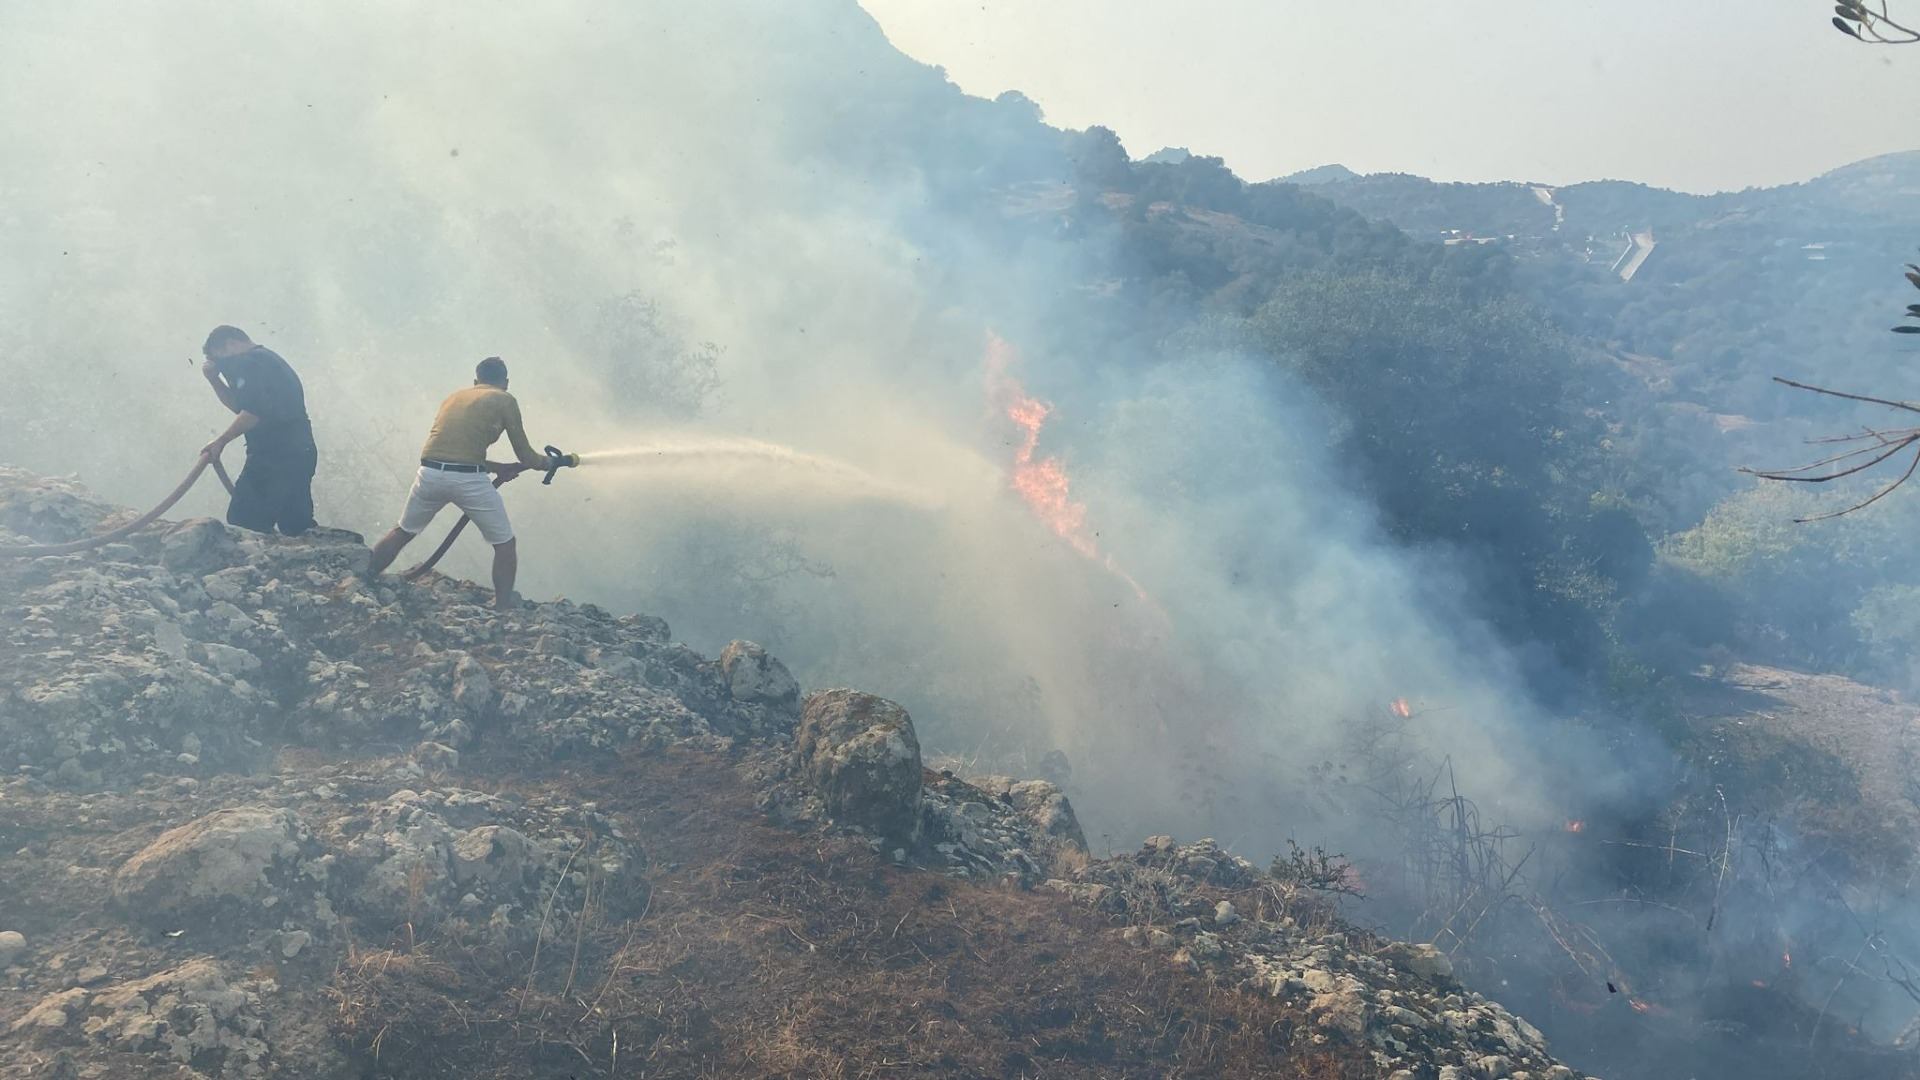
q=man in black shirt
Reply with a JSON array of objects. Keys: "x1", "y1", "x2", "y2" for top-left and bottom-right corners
[{"x1": 199, "y1": 325, "x2": 318, "y2": 536}]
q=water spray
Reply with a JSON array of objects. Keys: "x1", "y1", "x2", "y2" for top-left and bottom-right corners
[{"x1": 578, "y1": 438, "x2": 935, "y2": 506}]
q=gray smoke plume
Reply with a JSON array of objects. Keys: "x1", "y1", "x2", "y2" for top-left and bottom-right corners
[{"x1": 0, "y1": 0, "x2": 1577, "y2": 877}]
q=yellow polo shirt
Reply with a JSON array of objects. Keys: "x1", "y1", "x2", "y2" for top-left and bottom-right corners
[{"x1": 419, "y1": 386, "x2": 546, "y2": 469}]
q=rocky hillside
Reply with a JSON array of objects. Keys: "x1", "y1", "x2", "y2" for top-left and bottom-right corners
[{"x1": 0, "y1": 466, "x2": 1587, "y2": 1079}]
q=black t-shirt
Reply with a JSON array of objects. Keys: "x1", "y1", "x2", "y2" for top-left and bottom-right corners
[{"x1": 219, "y1": 347, "x2": 312, "y2": 446}]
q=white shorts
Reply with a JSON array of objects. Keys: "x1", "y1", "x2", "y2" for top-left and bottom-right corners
[{"x1": 398, "y1": 466, "x2": 515, "y2": 546}]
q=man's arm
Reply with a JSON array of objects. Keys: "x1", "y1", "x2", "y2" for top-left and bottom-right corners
[
  {"x1": 501, "y1": 398, "x2": 547, "y2": 469},
  {"x1": 202, "y1": 360, "x2": 241, "y2": 414},
  {"x1": 201, "y1": 411, "x2": 260, "y2": 459}
]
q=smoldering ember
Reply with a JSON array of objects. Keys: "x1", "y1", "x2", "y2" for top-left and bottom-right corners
[{"x1": 4, "y1": 3, "x2": 1920, "y2": 1079}]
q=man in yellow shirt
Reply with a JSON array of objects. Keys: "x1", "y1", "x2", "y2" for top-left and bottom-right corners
[{"x1": 365, "y1": 357, "x2": 552, "y2": 608}]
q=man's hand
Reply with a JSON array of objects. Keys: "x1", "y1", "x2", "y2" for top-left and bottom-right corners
[
  {"x1": 201, "y1": 412, "x2": 257, "y2": 461},
  {"x1": 201, "y1": 358, "x2": 223, "y2": 382}
]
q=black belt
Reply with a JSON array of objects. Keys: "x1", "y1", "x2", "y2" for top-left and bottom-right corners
[{"x1": 421, "y1": 459, "x2": 485, "y2": 473}]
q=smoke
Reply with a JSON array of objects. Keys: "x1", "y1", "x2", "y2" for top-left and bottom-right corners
[
  {"x1": 22, "y1": 3, "x2": 1920, "y2": 1068},
  {"x1": 0, "y1": 0, "x2": 1584, "y2": 851}
]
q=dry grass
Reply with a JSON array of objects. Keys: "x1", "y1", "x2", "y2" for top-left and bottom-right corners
[{"x1": 329, "y1": 746, "x2": 1374, "y2": 1080}]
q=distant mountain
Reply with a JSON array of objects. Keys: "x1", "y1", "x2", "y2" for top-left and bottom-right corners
[
  {"x1": 1278, "y1": 150, "x2": 1920, "y2": 424},
  {"x1": 1274, "y1": 163, "x2": 1359, "y2": 185},
  {"x1": 1139, "y1": 145, "x2": 1191, "y2": 164}
]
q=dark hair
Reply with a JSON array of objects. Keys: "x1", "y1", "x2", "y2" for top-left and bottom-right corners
[
  {"x1": 475, "y1": 356, "x2": 509, "y2": 386},
  {"x1": 203, "y1": 325, "x2": 252, "y2": 353}
]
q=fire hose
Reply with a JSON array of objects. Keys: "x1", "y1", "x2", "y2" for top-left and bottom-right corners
[
  {"x1": 0, "y1": 445, "x2": 578, "y2": 568},
  {"x1": 0, "y1": 451, "x2": 237, "y2": 558}
]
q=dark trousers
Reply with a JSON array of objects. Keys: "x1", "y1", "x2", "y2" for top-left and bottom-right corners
[{"x1": 228, "y1": 433, "x2": 318, "y2": 536}]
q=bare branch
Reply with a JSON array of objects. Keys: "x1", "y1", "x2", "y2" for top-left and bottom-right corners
[
  {"x1": 1791, "y1": 445, "x2": 1920, "y2": 522},
  {"x1": 1768, "y1": 377, "x2": 1920, "y2": 415},
  {"x1": 1741, "y1": 433, "x2": 1920, "y2": 484}
]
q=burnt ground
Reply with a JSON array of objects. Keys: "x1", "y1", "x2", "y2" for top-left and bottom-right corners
[
  {"x1": 1510, "y1": 661, "x2": 1920, "y2": 1080},
  {"x1": 0, "y1": 743, "x2": 1371, "y2": 1080},
  {"x1": 330, "y1": 745, "x2": 1369, "y2": 1080}
]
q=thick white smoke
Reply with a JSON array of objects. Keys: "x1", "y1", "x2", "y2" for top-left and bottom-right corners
[{"x1": 0, "y1": 0, "x2": 1579, "y2": 858}]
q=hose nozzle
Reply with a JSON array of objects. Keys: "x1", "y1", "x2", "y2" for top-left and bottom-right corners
[{"x1": 541, "y1": 446, "x2": 580, "y2": 485}]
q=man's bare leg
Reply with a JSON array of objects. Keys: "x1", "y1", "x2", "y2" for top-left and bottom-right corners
[
  {"x1": 491, "y1": 539, "x2": 519, "y2": 609},
  {"x1": 366, "y1": 527, "x2": 417, "y2": 578}
]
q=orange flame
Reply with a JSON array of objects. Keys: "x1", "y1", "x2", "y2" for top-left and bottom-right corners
[
  {"x1": 1565, "y1": 820, "x2": 1586, "y2": 834},
  {"x1": 1783, "y1": 949, "x2": 1792, "y2": 970},
  {"x1": 1628, "y1": 999, "x2": 1657, "y2": 1014},
  {"x1": 987, "y1": 333, "x2": 1098, "y2": 558},
  {"x1": 1390, "y1": 698, "x2": 1412, "y2": 719},
  {"x1": 985, "y1": 333, "x2": 1154, "y2": 607},
  {"x1": 1752, "y1": 980, "x2": 1769, "y2": 989}
]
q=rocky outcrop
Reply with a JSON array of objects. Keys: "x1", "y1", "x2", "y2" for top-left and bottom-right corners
[
  {"x1": 795, "y1": 689, "x2": 923, "y2": 847},
  {"x1": 324, "y1": 784, "x2": 647, "y2": 940},
  {"x1": 0, "y1": 466, "x2": 790, "y2": 792},
  {"x1": 1051, "y1": 835, "x2": 1573, "y2": 1079},
  {"x1": 971, "y1": 775, "x2": 1087, "y2": 852},
  {"x1": 920, "y1": 770, "x2": 1086, "y2": 884},
  {"x1": 0, "y1": 468, "x2": 1596, "y2": 1080},
  {"x1": 67, "y1": 959, "x2": 271, "y2": 1076}
]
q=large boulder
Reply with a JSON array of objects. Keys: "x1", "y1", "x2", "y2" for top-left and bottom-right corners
[
  {"x1": 796, "y1": 689, "x2": 923, "y2": 847},
  {"x1": 111, "y1": 807, "x2": 324, "y2": 929}
]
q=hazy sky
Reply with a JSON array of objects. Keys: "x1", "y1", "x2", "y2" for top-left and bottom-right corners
[{"x1": 859, "y1": 0, "x2": 1919, "y2": 193}]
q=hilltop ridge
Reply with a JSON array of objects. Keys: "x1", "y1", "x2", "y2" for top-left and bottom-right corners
[{"x1": 0, "y1": 466, "x2": 1586, "y2": 1079}]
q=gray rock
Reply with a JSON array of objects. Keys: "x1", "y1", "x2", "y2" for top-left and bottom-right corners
[
  {"x1": 450, "y1": 825, "x2": 535, "y2": 886},
  {"x1": 158, "y1": 518, "x2": 241, "y2": 574},
  {"x1": 412, "y1": 741, "x2": 460, "y2": 772},
  {"x1": 1382, "y1": 940, "x2": 1454, "y2": 981},
  {"x1": 200, "y1": 642, "x2": 260, "y2": 676},
  {"x1": 333, "y1": 790, "x2": 646, "y2": 938},
  {"x1": 111, "y1": 806, "x2": 318, "y2": 927},
  {"x1": 796, "y1": 690, "x2": 922, "y2": 847},
  {"x1": 451, "y1": 653, "x2": 495, "y2": 716},
  {"x1": 719, "y1": 640, "x2": 800, "y2": 711},
  {"x1": 10, "y1": 988, "x2": 89, "y2": 1033},
  {"x1": 969, "y1": 777, "x2": 1088, "y2": 854},
  {"x1": 73, "y1": 959, "x2": 269, "y2": 1070},
  {"x1": 1311, "y1": 990, "x2": 1371, "y2": 1038},
  {"x1": 0, "y1": 930, "x2": 24, "y2": 967}
]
